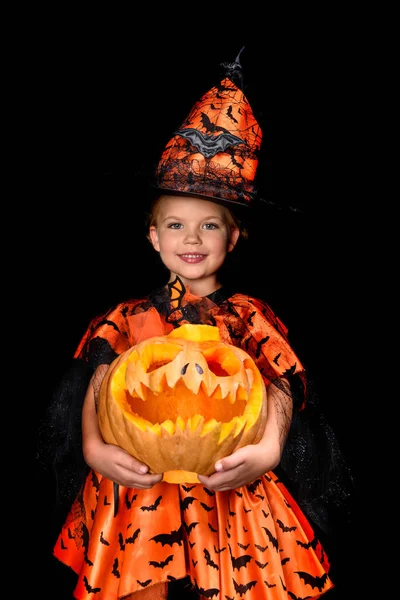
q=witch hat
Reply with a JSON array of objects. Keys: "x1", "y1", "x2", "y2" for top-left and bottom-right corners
[{"x1": 154, "y1": 47, "x2": 262, "y2": 207}]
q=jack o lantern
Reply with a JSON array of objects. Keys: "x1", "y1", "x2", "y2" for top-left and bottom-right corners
[{"x1": 98, "y1": 324, "x2": 267, "y2": 483}]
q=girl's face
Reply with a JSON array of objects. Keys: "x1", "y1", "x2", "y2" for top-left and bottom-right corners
[{"x1": 149, "y1": 195, "x2": 240, "y2": 295}]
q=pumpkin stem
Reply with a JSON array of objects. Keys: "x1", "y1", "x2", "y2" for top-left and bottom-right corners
[{"x1": 167, "y1": 324, "x2": 220, "y2": 342}]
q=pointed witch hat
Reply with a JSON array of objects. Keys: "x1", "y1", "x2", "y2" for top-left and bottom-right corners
[{"x1": 154, "y1": 47, "x2": 263, "y2": 208}]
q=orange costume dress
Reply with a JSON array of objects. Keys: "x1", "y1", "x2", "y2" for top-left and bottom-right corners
[{"x1": 50, "y1": 278, "x2": 348, "y2": 599}]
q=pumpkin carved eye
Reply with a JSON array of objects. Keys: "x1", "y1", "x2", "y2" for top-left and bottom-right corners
[
  {"x1": 98, "y1": 324, "x2": 267, "y2": 483},
  {"x1": 203, "y1": 346, "x2": 241, "y2": 376},
  {"x1": 141, "y1": 343, "x2": 182, "y2": 373}
]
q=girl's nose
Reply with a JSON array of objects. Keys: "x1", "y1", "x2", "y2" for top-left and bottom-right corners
[{"x1": 184, "y1": 229, "x2": 201, "y2": 244}]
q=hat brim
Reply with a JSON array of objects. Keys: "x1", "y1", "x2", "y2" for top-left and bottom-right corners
[{"x1": 150, "y1": 184, "x2": 252, "y2": 209}]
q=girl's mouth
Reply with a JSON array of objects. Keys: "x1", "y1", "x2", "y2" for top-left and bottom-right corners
[{"x1": 178, "y1": 254, "x2": 206, "y2": 264}]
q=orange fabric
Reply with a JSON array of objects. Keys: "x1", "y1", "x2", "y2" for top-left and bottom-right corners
[
  {"x1": 54, "y1": 475, "x2": 334, "y2": 599},
  {"x1": 74, "y1": 291, "x2": 306, "y2": 391}
]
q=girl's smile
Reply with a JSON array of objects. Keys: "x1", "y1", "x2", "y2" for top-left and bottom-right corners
[{"x1": 178, "y1": 253, "x2": 207, "y2": 263}]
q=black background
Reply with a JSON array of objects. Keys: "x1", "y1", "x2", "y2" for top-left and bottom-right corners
[{"x1": 30, "y1": 17, "x2": 367, "y2": 599}]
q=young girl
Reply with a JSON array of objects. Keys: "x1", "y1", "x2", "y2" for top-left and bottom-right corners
[{"x1": 42, "y1": 51, "x2": 352, "y2": 599}]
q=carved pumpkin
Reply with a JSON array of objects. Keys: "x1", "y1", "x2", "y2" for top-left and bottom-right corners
[{"x1": 98, "y1": 324, "x2": 267, "y2": 483}]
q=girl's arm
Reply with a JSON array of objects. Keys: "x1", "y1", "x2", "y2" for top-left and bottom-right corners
[
  {"x1": 258, "y1": 377, "x2": 293, "y2": 467},
  {"x1": 82, "y1": 365, "x2": 163, "y2": 489}
]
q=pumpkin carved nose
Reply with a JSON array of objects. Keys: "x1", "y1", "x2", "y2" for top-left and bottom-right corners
[{"x1": 181, "y1": 363, "x2": 204, "y2": 375}]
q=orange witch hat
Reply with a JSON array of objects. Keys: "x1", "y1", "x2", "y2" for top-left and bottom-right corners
[{"x1": 154, "y1": 47, "x2": 262, "y2": 207}]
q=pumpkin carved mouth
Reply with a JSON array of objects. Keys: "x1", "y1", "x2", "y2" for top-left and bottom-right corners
[
  {"x1": 125, "y1": 342, "x2": 254, "y2": 426},
  {"x1": 98, "y1": 324, "x2": 267, "y2": 482}
]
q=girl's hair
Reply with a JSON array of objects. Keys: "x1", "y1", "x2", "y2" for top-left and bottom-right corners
[{"x1": 146, "y1": 194, "x2": 248, "y2": 241}]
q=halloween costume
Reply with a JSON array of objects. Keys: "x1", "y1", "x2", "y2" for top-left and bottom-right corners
[
  {"x1": 52, "y1": 277, "x2": 347, "y2": 599},
  {"x1": 39, "y1": 49, "x2": 353, "y2": 599}
]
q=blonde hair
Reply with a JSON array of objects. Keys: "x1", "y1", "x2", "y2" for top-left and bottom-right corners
[{"x1": 146, "y1": 195, "x2": 248, "y2": 241}]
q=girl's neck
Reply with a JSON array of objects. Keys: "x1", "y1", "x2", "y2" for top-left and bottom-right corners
[{"x1": 168, "y1": 275, "x2": 222, "y2": 298}]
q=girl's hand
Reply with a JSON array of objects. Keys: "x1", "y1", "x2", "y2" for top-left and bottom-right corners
[
  {"x1": 84, "y1": 437, "x2": 163, "y2": 489},
  {"x1": 197, "y1": 437, "x2": 281, "y2": 492}
]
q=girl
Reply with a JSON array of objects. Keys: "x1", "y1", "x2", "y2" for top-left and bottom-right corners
[{"x1": 42, "y1": 51, "x2": 352, "y2": 599}]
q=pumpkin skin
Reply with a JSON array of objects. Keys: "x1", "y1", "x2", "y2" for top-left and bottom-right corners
[{"x1": 98, "y1": 324, "x2": 267, "y2": 483}]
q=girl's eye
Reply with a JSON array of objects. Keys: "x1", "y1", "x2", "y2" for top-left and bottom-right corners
[
  {"x1": 168, "y1": 223, "x2": 183, "y2": 229},
  {"x1": 203, "y1": 223, "x2": 218, "y2": 230}
]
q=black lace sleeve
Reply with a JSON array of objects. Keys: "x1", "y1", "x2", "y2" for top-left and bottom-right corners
[
  {"x1": 36, "y1": 333, "x2": 121, "y2": 509},
  {"x1": 278, "y1": 377, "x2": 356, "y2": 536}
]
